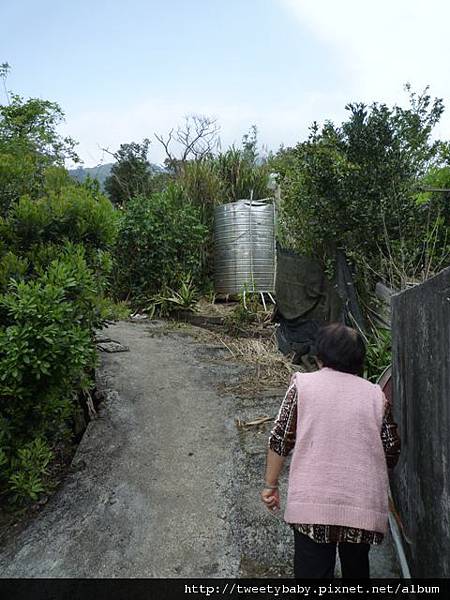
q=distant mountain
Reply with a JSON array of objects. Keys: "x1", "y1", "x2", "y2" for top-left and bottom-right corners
[
  {"x1": 69, "y1": 163, "x2": 113, "y2": 190},
  {"x1": 69, "y1": 162, "x2": 166, "y2": 191}
]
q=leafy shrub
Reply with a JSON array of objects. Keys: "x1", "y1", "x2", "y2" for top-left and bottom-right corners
[
  {"x1": 0, "y1": 251, "x2": 28, "y2": 293},
  {"x1": 273, "y1": 87, "x2": 449, "y2": 293},
  {"x1": 0, "y1": 93, "x2": 79, "y2": 215},
  {"x1": 0, "y1": 250, "x2": 101, "y2": 503},
  {"x1": 6, "y1": 438, "x2": 53, "y2": 504},
  {"x1": 0, "y1": 183, "x2": 119, "y2": 505},
  {"x1": 114, "y1": 184, "x2": 208, "y2": 302},
  {"x1": 0, "y1": 148, "x2": 39, "y2": 216},
  {"x1": 168, "y1": 275, "x2": 199, "y2": 310},
  {"x1": 7, "y1": 185, "x2": 117, "y2": 254},
  {"x1": 0, "y1": 84, "x2": 122, "y2": 506}
]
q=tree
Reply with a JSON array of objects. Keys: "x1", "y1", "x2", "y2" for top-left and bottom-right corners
[
  {"x1": 0, "y1": 91, "x2": 79, "y2": 213},
  {"x1": 0, "y1": 62, "x2": 11, "y2": 105},
  {"x1": 274, "y1": 85, "x2": 449, "y2": 290},
  {"x1": 103, "y1": 139, "x2": 164, "y2": 206},
  {"x1": 113, "y1": 183, "x2": 207, "y2": 299},
  {"x1": 0, "y1": 93, "x2": 78, "y2": 164},
  {"x1": 155, "y1": 114, "x2": 220, "y2": 173}
]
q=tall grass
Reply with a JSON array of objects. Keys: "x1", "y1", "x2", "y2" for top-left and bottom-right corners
[{"x1": 177, "y1": 146, "x2": 272, "y2": 285}]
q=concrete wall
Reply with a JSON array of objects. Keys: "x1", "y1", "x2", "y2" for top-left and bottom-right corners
[{"x1": 391, "y1": 266, "x2": 450, "y2": 577}]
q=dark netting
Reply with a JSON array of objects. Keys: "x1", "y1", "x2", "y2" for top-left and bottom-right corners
[{"x1": 274, "y1": 246, "x2": 365, "y2": 362}]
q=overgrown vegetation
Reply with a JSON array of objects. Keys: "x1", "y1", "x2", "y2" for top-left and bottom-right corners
[
  {"x1": 363, "y1": 327, "x2": 392, "y2": 383},
  {"x1": 113, "y1": 184, "x2": 208, "y2": 305},
  {"x1": 2, "y1": 62, "x2": 449, "y2": 507},
  {"x1": 0, "y1": 71, "x2": 119, "y2": 506},
  {"x1": 146, "y1": 275, "x2": 200, "y2": 318},
  {"x1": 103, "y1": 139, "x2": 168, "y2": 206},
  {"x1": 272, "y1": 85, "x2": 449, "y2": 381},
  {"x1": 223, "y1": 289, "x2": 267, "y2": 336},
  {"x1": 0, "y1": 65, "x2": 79, "y2": 216},
  {"x1": 108, "y1": 124, "x2": 271, "y2": 303},
  {"x1": 273, "y1": 86, "x2": 449, "y2": 293},
  {"x1": 0, "y1": 184, "x2": 118, "y2": 505}
]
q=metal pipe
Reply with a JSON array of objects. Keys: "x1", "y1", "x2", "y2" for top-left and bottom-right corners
[
  {"x1": 376, "y1": 368, "x2": 411, "y2": 578},
  {"x1": 260, "y1": 292, "x2": 267, "y2": 311},
  {"x1": 388, "y1": 487, "x2": 412, "y2": 578}
]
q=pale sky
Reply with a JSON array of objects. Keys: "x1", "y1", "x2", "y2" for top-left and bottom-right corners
[{"x1": 1, "y1": 0, "x2": 449, "y2": 166}]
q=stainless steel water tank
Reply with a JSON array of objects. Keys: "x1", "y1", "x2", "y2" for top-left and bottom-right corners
[{"x1": 214, "y1": 199, "x2": 276, "y2": 294}]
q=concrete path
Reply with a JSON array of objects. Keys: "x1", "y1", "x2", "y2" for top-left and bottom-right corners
[{"x1": 0, "y1": 320, "x2": 400, "y2": 577}]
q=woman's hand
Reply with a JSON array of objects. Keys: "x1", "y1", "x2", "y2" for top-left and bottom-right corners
[
  {"x1": 262, "y1": 449, "x2": 285, "y2": 514},
  {"x1": 260, "y1": 487, "x2": 280, "y2": 513}
]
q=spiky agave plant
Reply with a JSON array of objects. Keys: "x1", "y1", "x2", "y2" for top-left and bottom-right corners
[
  {"x1": 166, "y1": 274, "x2": 199, "y2": 311},
  {"x1": 146, "y1": 275, "x2": 199, "y2": 317}
]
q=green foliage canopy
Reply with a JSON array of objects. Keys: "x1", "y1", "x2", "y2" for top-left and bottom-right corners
[
  {"x1": 0, "y1": 182, "x2": 118, "y2": 504},
  {"x1": 274, "y1": 86, "x2": 449, "y2": 289},
  {"x1": 0, "y1": 94, "x2": 79, "y2": 213},
  {"x1": 104, "y1": 139, "x2": 167, "y2": 205},
  {"x1": 113, "y1": 184, "x2": 208, "y2": 302},
  {"x1": 0, "y1": 87, "x2": 119, "y2": 503}
]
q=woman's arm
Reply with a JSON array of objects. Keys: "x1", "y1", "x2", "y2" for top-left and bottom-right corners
[
  {"x1": 264, "y1": 448, "x2": 286, "y2": 487},
  {"x1": 261, "y1": 383, "x2": 298, "y2": 513},
  {"x1": 261, "y1": 449, "x2": 285, "y2": 512}
]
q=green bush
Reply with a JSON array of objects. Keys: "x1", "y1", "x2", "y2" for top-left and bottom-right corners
[
  {"x1": 0, "y1": 251, "x2": 28, "y2": 293},
  {"x1": 114, "y1": 184, "x2": 208, "y2": 302},
  {"x1": 146, "y1": 274, "x2": 199, "y2": 317},
  {"x1": 273, "y1": 87, "x2": 449, "y2": 292},
  {"x1": 0, "y1": 181, "x2": 119, "y2": 505},
  {"x1": 7, "y1": 185, "x2": 117, "y2": 254},
  {"x1": 0, "y1": 148, "x2": 39, "y2": 216},
  {"x1": 0, "y1": 93, "x2": 79, "y2": 215},
  {"x1": 0, "y1": 84, "x2": 122, "y2": 506},
  {"x1": 5, "y1": 438, "x2": 53, "y2": 504},
  {"x1": 0, "y1": 250, "x2": 100, "y2": 503}
]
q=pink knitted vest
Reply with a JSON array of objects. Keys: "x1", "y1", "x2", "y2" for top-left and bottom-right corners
[{"x1": 284, "y1": 368, "x2": 389, "y2": 533}]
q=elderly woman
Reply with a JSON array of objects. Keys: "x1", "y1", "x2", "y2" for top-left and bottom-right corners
[{"x1": 261, "y1": 323, "x2": 401, "y2": 579}]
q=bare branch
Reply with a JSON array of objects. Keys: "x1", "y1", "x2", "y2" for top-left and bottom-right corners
[
  {"x1": 154, "y1": 128, "x2": 175, "y2": 165},
  {"x1": 100, "y1": 146, "x2": 118, "y2": 160},
  {"x1": 154, "y1": 115, "x2": 220, "y2": 170},
  {"x1": 178, "y1": 115, "x2": 220, "y2": 160}
]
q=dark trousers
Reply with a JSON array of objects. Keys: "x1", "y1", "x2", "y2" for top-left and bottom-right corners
[{"x1": 293, "y1": 529, "x2": 370, "y2": 579}]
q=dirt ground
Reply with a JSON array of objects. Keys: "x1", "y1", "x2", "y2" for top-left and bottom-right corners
[{"x1": 0, "y1": 320, "x2": 400, "y2": 577}]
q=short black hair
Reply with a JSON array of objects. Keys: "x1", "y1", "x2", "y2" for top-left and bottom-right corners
[{"x1": 315, "y1": 322, "x2": 366, "y2": 375}]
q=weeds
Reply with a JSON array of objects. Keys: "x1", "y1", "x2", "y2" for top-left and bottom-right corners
[
  {"x1": 364, "y1": 327, "x2": 392, "y2": 383},
  {"x1": 223, "y1": 289, "x2": 270, "y2": 335}
]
